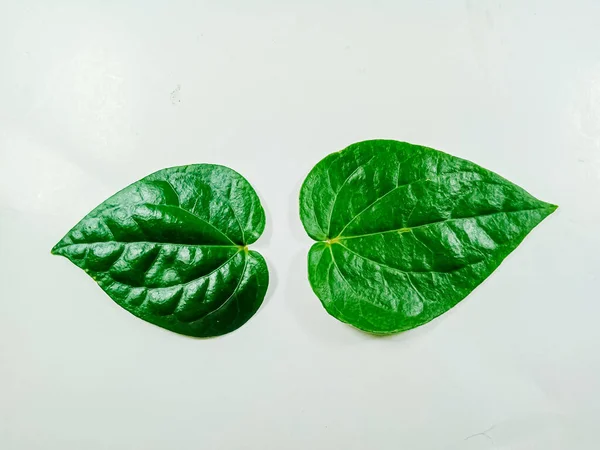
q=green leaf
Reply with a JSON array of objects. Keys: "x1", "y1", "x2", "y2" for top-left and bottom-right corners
[
  {"x1": 300, "y1": 140, "x2": 557, "y2": 335},
  {"x1": 52, "y1": 164, "x2": 268, "y2": 338}
]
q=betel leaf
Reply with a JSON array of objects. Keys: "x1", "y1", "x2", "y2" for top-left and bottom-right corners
[
  {"x1": 52, "y1": 164, "x2": 268, "y2": 338},
  {"x1": 300, "y1": 140, "x2": 557, "y2": 335}
]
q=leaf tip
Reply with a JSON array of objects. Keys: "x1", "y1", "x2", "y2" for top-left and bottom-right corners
[
  {"x1": 544, "y1": 203, "x2": 558, "y2": 215},
  {"x1": 50, "y1": 243, "x2": 64, "y2": 256}
]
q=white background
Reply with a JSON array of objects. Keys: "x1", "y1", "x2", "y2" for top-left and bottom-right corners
[{"x1": 1, "y1": 1, "x2": 599, "y2": 449}]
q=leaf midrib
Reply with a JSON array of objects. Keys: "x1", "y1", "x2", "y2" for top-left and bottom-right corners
[
  {"x1": 326, "y1": 205, "x2": 555, "y2": 242},
  {"x1": 53, "y1": 198, "x2": 251, "y2": 252},
  {"x1": 330, "y1": 170, "x2": 510, "y2": 239},
  {"x1": 52, "y1": 241, "x2": 242, "y2": 254}
]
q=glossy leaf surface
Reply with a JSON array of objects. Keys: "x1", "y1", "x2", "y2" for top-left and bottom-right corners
[
  {"x1": 52, "y1": 164, "x2": 268, "y2": 337},
  {"x1": 300, "y1": 140, "x2": 556, "y2": 334}
]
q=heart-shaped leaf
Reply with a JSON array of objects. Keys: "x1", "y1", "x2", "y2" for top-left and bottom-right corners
[
  {"x1": 300, "y1": 140, "x2": 556, "y2": 334},
  {"x1": 52, "y1": 164, "x2": 268, "y2": 337}
]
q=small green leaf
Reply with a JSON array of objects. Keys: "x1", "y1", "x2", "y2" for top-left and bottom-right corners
[
  {"x1": 300, "y1": 140, "x2": 557, "y2": 335},
  {"x1": 52, "y1": 164, "x2": 268, "y2": 337}
]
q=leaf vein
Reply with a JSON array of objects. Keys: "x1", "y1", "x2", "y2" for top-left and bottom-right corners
[
  {"x1": 107, "y1": 250, "x2": 241, "y2": 292},
  {"x1": 337, "y1": 242, "x2": 482, "y2": 276},
  {"x1": 191, "y1": 253, "x2": 249, "y2": 323},
  {"x1": 327, "y1": 156, "x2": 375, "y2": 237},
  {"x1": 336, "y1": 169, "x2": 488, "y2": 238}
]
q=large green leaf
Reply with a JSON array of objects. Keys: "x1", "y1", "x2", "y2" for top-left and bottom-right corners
[
  {"x1": 300, "y1": 140, "x2": 556, "y2": 335},
  {"x1": 52, "y1": 164, "x2": 268, "y2": 337}
]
